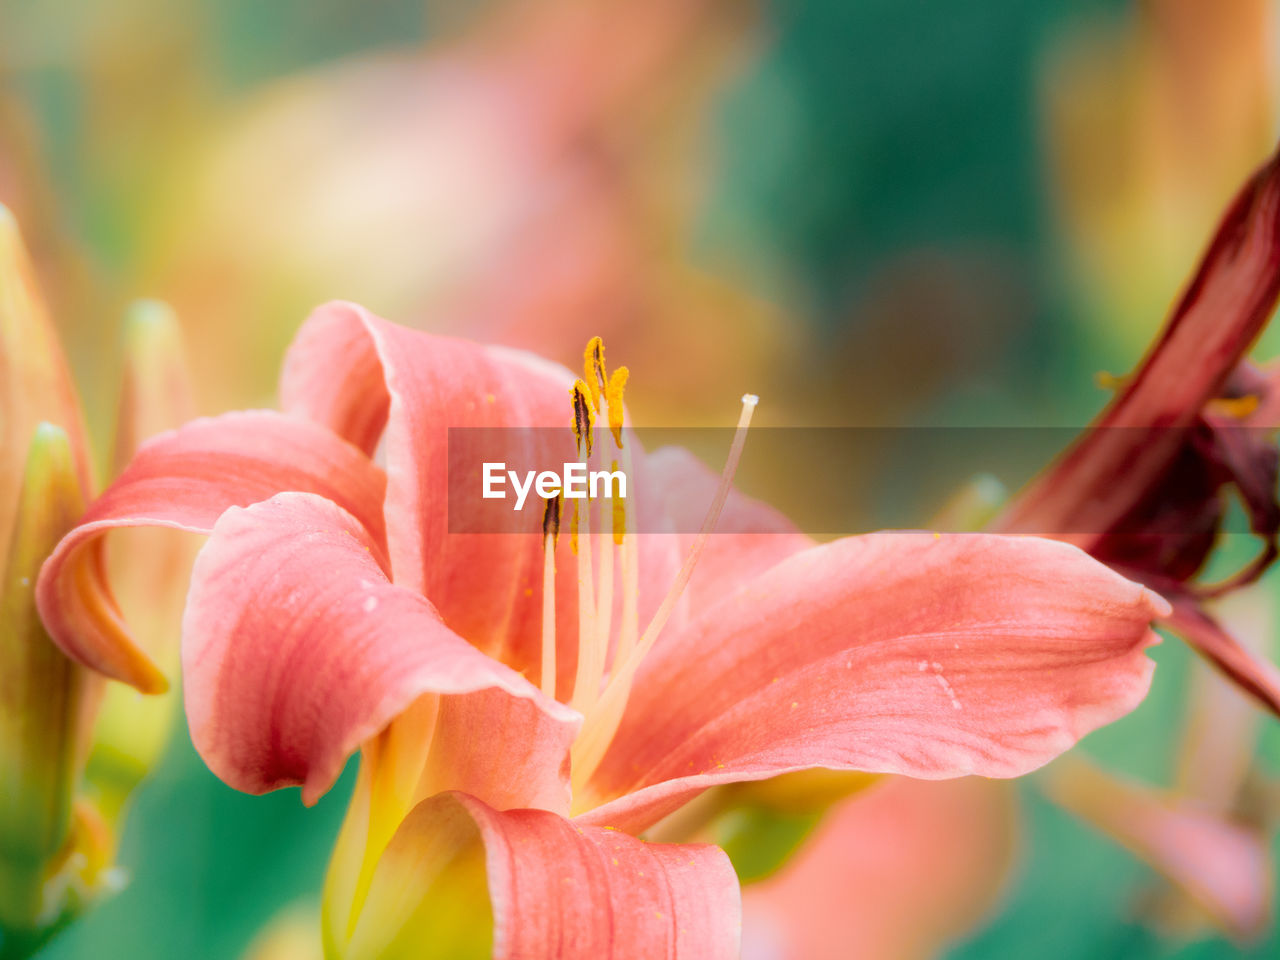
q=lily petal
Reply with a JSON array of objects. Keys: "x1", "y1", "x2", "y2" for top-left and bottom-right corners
[
  {"x1": 581, "y1": 533, "x2": 1167, "y2": 831},
  {"x1": 280, "y1": 300, "x2": 574, "y2": 578},
  {"x1": 346, "y1": 791, "x2": 739, "y2": 960},
  {"x1": 420, "y1": 690, "x2": 579, "y2": 814},
  {"x1": 281, "y1": 302, "x2": 569, "y2": 664},
  {"x1": 278, "y1": 301, "x2": 391, "y2": 458},
  {"x1": 465, "y1": 796, "x2": 739, "y2": 960},
  {"x1": 35, "y1": 410, "x2": 387, "y2": 693},
  {"x1": 344, "y1": 791, "x2": 740, "y2": 960},
  {"x1": 182, "y1": 492, "x2": 577, "y2": 805},
  {"x1": 280, "y1": 301, "x2": 676, "y2": 686},
  {"x1": 322, "y1": 687, "x2": 581, "y2": 949}
]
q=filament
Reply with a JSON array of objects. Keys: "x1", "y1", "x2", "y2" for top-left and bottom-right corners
[
  {"x1": 570, "y1": 493, "x2": 597, "y2": 713},
  {"x1": 540, "y1": 533, "x2": 557, "y2": 699},
  {"x1": 571, "y1": 394, "x2": 759, "y2": 797},
  {"x1": 615, "y1": 445, "x2": 639, "y2": 667},
  {"x1": 540, "y1": 496, "x2": 561, "y2": 699},
  {"x1": 591, "y1": 522, "x2": 613, "y2": 707}
]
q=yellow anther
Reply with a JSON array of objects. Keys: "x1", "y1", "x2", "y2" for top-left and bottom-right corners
[
  {"x1": 570, "y1": 380, "x2": 595, "y2": 457},
  {"x1": 569, "y1": 501, "x2": 579, "y2": 555},
  {"x1": 583, "y1": 337, "x2": 607, "y2": 410},
  {"x1": 611, "y1": 459, "x2": 626, "y2": 545},
  {"x1": 542, "y1": 494, "x2": 562, "y2": 544},
  {"x1": 1208, "y1": 394, "x2": 1260, "y2": 419},
  {"x1": 605, "y1": 367, "x2": 628, "y2": 447}
]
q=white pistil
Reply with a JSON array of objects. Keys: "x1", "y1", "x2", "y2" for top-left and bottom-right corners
[
  {"x1": 635, "y1": 393, "x2": 757, "y2": 652},
  {"x1": 571, "y1": 393, "x2": 759, "y2": 796}
]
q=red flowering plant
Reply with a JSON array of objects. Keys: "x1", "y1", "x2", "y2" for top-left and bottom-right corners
[
  {"x1": 995, "y1": 145, "x2": 1280, "y2": 712},
  {"x1": 28, "y1": 300, "x2": 1174, "y2": 957},
  {"x1": 988, "y1": 144, "x2": 1280, "y2": 944}
]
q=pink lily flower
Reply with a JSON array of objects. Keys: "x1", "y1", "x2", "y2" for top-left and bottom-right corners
[
  {"x1": 37, "y1": 304, "x2": 1168, "y2": 956},
  {"x1": 995, "y1": 143, "x2": 1280, "y2": 716}
]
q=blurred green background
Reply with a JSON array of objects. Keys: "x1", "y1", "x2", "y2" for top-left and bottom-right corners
[{"x1": 4, "y1": 0, "x2": 1280, "y2": 956}]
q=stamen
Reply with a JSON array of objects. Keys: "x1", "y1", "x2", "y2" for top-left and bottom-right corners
[
  {"x1": 611, "y1": 460, "x2": 626, "y2": 546},
  {"x1": 606, "y1": 442, "x2": 637, "y2": 670},
  {"x1": 616, "y1": 534, "x2": 639, "y2": 667},
  {"x1": 571, "y1": 380, "x2": 595, "y2": 457},
  {"x1": 588, "y1": 518, "x2": 613, "y2": 711},
  {"x1": 571, "y1": 394, "x2": 760, "y2": 796},
  {"x1": 605, "y1": 367, "x2": 629, "y2": 447},
  {"x1": 570, "y1": 495, "x2": 597, "y2": 712},
  {"x1": 541, "y1": 497, "x2": 561, "y2": 699},
  {"x1": 583, "y1": 337, "x2": 606, "y2": 410},
  {"x1": 614, "y1": 449, "x2": 640, "y2": 668},
  {"x1": 1208, "y1": 394, "x2": 1261, "y2": 419},
  {"x1": 576, "y1": 345, "x2": 628, "y2": 714}
]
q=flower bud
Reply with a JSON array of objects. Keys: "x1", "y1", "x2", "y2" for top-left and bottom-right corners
[
  {"x1": 0, "y1": 204, "x2": 93, "y2": 587},
  {"x1": 0, "y1": 424, "x2": 98, "y2": 934}
]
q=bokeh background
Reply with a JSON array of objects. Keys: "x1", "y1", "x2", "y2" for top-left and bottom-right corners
[{"x1": 4, "y1": 0, "x2": 1280, "y2": 957}]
